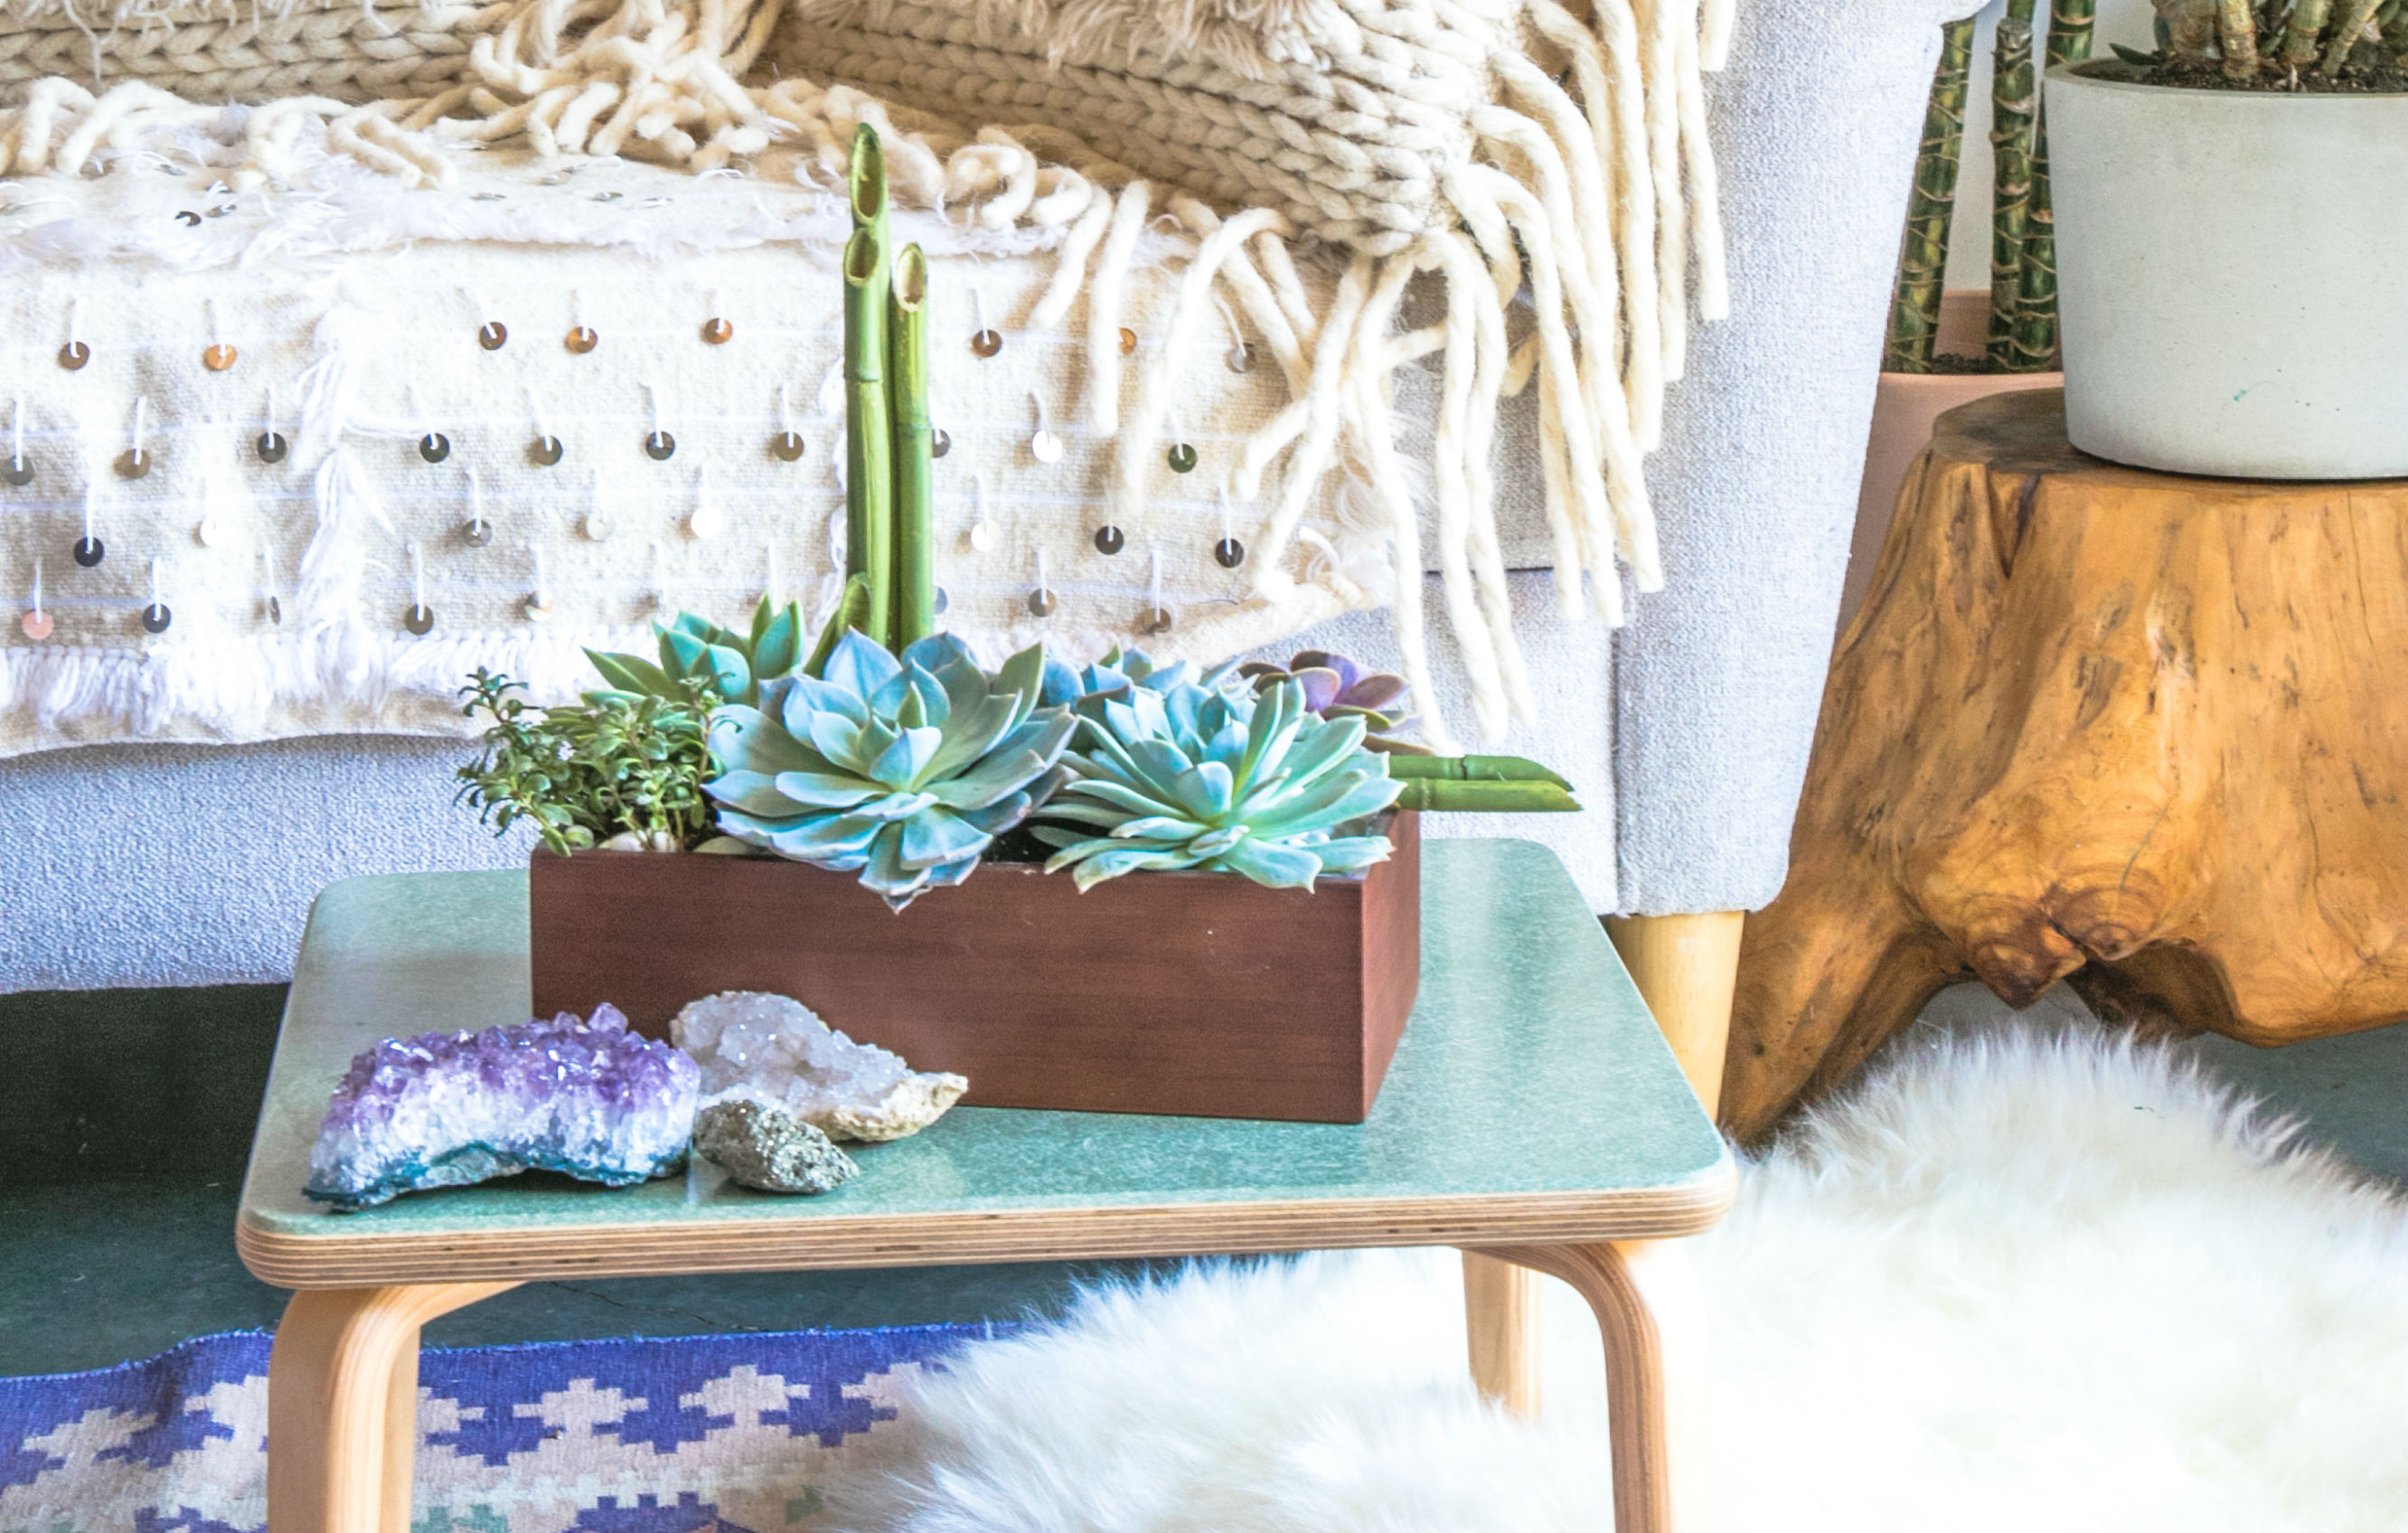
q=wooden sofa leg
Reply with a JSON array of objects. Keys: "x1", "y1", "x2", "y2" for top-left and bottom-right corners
[
  {"x1": 1462, "y1": 1250, "x2": 1541, "y2": 1416},
  {"x1": 1608, "y1": 912, "x2": 1745, "y2": 1116}
]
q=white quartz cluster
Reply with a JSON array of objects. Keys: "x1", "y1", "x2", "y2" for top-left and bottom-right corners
[{"x1": 671, "y1": 991, "x2": 967, "y2": 1143}]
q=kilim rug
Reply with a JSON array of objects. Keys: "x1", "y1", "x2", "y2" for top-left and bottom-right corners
[{"x1": 0, "y1": 1322, "x2": 995, "y2": 1533}]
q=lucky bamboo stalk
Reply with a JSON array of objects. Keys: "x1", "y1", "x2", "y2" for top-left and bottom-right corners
[
  {"x1": 888, "y1": 243, "x2": 935, "y2": 652},
  {"x1": 844, "y1": 125, "x2": 892, "y2": 651},
  {"x1": 1883, "y1": 16, "x2": 1978, "y2": 375},
  {"x1": 2216, "y1": 0, "x2": 2263, "y2": 76},
  {"x1": 2154, "y1": 0, "x2": 2220, "y2": 64},
  {"x1": 1986, "y1": 0, "x2": 2039, "y2": 368},
  {"x1": 2324, "y1": 0, "x2": 2383, "y2": 71},
  {"x1": 2007, "y1": 0, "x2": 2093, "y2": 372},
  {"x1": 2280, "y1": 0, "x2": 2334, "y2": 61},
  {"x1": 1384, "y1": 754, "x2": 1576, "y2": 787}
]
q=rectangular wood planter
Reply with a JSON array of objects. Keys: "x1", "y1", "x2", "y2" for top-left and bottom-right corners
[{"x1": 528, "y1": 812, "x2": 1422, "y2": 1123}]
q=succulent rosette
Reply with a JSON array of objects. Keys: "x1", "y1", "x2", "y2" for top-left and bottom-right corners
[
  {"x1": 704, "y1": 631, "x2": 1074, "y2": 908},
  {"x1": 1033, "y1": 660, "x2": 1403, "y2": 891},
  {"x1": 1237, "y1": 649, "x2": 1424, "y2": 750}
]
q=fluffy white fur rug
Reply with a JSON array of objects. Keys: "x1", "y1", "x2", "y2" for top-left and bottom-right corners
[{"x1": 824, "y1": 1014, "x2": 2408, "y2": 1531}]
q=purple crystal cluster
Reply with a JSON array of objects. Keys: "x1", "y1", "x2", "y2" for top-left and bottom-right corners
[{"x1": 306, "y1": 1004, "x2": 700, "y2": 1212}]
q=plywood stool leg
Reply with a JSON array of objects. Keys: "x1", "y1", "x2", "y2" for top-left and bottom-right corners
[
  {"x1": 268, "y1": 1282, "x2": 517, "y2": 1533},
  {"x1": 1608, "y1": 912, "x2": 1745, "y2": 1116},
  {"x1": 1489, "y1": 1241, "x2": 1710, "y2": 1533},
  {"x1": 1461, "y1": 1250, "x2": 1541, "y2": 1417}
]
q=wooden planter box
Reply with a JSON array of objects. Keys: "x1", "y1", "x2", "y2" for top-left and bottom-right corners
[{"x1": 528, "y1": 813, "x2": 1421, "y2": 1123}]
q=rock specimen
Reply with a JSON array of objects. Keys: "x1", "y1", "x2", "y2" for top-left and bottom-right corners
[
  {"x1": 691, "y1": 1099, "x2": 860, "y2": 1193},
  {"x1": 672, "y1": 990, "x2": 966, "y2": 1143},
  {"x1": 306, "y1": 1004, "x2": 699, "y2": 1211}
]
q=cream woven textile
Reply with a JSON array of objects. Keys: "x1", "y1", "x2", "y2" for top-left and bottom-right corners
[
  {"x1": 0, "y1": 146, "x2": 1439, "y2": 756},
  {"x1": 0, "y1": 0, "x2": 1739, "y2": 753}
]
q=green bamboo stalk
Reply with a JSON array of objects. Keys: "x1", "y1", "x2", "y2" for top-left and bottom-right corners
[
  {"x1": 1383, "y1": 754, "x2": 1576, "y2": 789},
  {"x1": 1390, "y1": 780, "x2": 1581, "y2": 814},
  {"x1": 2324, "y1": 0, "x2": 2382, "y2": 71},
  {"x1": 1883, "y1": 18, "x2": 1978, "y2": 375},
  {"x1": 2007, "y1": 0, "x2": 2093, "y2": 372},
  {"x1": 1986, "y1": 0, "x2": 2039, "y2": 369},
  {"x1": 2217, "y1": 0, "x2": 2263, "y2": 77},
  {"x1": 844, "y1": 127, "x2": 892, "y2": 651},
  {"x1": 2280, "y1": 0, "x2": 2333, "y2": 62},
  {"x1": 889, "y1": 244, "x2": 935, "y2": 653},
  {"x1": 2159, "y1": 0, "x2": 2219, "y2": 64}
]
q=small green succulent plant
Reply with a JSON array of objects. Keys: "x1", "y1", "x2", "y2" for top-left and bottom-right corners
[
  {"x1": 1032, "y1": 653, "x2": 1402, "y2": 890},
  {"x1": 587, "y1": 597, "x2": 805, "y2": 710},
  {"x1": 705, "y1": 630, "x2": 1076, "y2": 908}
]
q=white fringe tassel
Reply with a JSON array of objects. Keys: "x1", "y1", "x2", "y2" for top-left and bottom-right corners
[{"x1": 0, "y1": 0, "x2": 1735, "y2": 751}]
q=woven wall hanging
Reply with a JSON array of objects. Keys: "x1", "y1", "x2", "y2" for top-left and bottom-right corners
[{"x1": 0, "y1": 0, "x2": 1735, "y2": 752}]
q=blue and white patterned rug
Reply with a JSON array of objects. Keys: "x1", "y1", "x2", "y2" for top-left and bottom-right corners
[{"x1": 0, "y1": 1324, "x2": 997, "y2": 1533}]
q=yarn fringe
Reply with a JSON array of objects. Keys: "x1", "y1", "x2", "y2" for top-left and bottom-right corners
[{"x1": 0, "y1": 0, "x2": 1732, "y2": 748}]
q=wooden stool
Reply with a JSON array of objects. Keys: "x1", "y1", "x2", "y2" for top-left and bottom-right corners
[{"x1": 1726, "y1": 389, "x2": 2408, "y2": 1139}]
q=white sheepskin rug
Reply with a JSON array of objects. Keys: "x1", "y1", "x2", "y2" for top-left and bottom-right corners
[{"x1": 823, "y1": 1014, "x2": 2408, "y2": 1531}]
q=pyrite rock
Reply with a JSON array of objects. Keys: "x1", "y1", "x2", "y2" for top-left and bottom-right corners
[{"x1": 692, "y1": 1099, "x2": 860, "y2": 1193}]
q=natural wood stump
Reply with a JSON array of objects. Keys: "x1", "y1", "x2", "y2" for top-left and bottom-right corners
[{"x1": 1725, "y1": 389, "x2": 2408, "y2": 1140}]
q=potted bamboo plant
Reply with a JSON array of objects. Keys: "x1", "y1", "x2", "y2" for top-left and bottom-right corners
[
  {"x1": 1853, "y1": 1, "x2": 2089, "y2": 622},
  {"x1": 453, "y1": 128, "x2": 1584, "y2": 1125},
  {"x1": 2048, "y1": 1, "x2": 2407, "y2": 477}
]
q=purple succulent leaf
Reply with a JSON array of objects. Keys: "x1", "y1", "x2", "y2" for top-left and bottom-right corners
[{"x1": 1290, "y1": 667, "x2": 1344, "y2": 714}]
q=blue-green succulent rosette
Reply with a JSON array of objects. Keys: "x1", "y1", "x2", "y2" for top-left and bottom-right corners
[
  {"x1": 703, "y1": 631, "x2": 1075, "y2": 909},
  {"x1": 1030, "y1": 648, "x2": 1404, "y2": 890}
]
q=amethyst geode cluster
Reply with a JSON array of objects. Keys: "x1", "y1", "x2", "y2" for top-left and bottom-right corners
[{"x1": 306, "y1": 1005, "x2": 699, "y2": 1211}]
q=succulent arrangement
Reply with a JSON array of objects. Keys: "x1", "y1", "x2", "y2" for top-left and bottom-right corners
[
  {"x1": 1033, "y1": 654, "x2": 1404, "y2": 890},
  {"x1": 455, "y1": 127, "x2": 1581, "y2": 904},
  {"x1": 706, "y1": 631, "x2": 1074, "y2": 908}
]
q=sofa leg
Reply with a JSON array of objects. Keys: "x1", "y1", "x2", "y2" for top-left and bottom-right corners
[
  {"x1": 1607, "y1": 912, "x2": 1745, "y2": 1116},
  {"x1": 1462, "y1": 1250, "x2": 1541, "y2": 1416}
]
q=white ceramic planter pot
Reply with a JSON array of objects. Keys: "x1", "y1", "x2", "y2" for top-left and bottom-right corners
[{"x1": 2048, "y1": 67, "x2": 2408, "y2": 479}]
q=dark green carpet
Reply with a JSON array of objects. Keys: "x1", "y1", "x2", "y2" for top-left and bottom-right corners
[{"x1": 0, "y1": 984, "x2": 1137, "y2": 1378}]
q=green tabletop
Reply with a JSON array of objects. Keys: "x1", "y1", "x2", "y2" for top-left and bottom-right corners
[{"x1": 238, "y1": 839, "x2": 1733, "y2": 1289}]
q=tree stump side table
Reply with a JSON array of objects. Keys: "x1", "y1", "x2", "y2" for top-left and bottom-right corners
[{"x1": 1724, "y1": 389, "x2": 2408, "y2": 1139}]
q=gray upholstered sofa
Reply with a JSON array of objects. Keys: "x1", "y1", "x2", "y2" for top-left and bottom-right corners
[{"x1": 0, "y1": 0, "x2": 1968, "y2": 1011}]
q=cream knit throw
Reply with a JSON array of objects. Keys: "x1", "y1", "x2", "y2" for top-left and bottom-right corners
[{"x1": 0, "y1": 0, "x2": 1735, "y2": 747}]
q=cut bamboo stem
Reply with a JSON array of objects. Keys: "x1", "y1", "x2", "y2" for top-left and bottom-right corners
[
  {"x1": 1986, "y1": 0, "x2": 2038, "y2": 369},
  {"x1": 845, "y1": 127, "x2": 893, "y2": 651},
  {"x1": 1884, "y1": 17, "x2": 1977, "y2": 375},
  {"x1": 2281, "y1": 0, "x2": 2334, "y2": 62},
  {"x1": 889, "y1": 244, "x2": 935, "y2": 653},
  {"x1": 2216, "y1": 0, "x2": 2262, "y2": 77},
  {"x1": 2008, "y1": 0, "x2": 2093, "y2": 372},
  {"x1": 2324, "y1": 0, "x2": 2382, "y2": 72}
]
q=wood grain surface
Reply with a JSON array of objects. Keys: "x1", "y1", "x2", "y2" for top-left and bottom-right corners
[
  {"x1": 1727, "y1": 390, "x2": 2408, "y2": 1137},
  {"x1": 237, "y1": 1175, "x2": 1737, "y2": 1289},
  {"x1": 530, "y1": 814, "x2": 1422, "y2": 1123}
]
